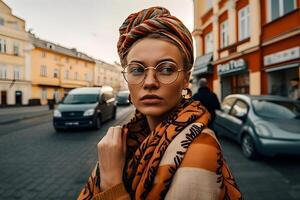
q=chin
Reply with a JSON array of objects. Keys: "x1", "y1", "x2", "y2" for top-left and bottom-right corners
[{"x1": 137, "y1": 105, "x2": 173, "y2": 118}]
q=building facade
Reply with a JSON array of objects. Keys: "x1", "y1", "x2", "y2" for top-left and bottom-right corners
[
  {"x1": 30, "y1": 35, "x2": 95, "y2": 105},
  {"x1": 192, "y1": 0, "x2": 300, "y2": 100},
  {"x1": 0, "y1": 1, "x2": 31, "y2": 106},
  {"x1": 94, "y1": 60, "x2": 127, "y2": 93}
]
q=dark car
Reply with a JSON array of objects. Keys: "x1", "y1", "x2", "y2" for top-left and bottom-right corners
[
  {"x1": 214, "y1": 94, "x2": 300, "y2": 159},
  {"x1": 116, "y1": 90, "x2": 130, "y2": 106},
  {"x1": 53, "y1": 86, "x2": 116, "y2": 131}
]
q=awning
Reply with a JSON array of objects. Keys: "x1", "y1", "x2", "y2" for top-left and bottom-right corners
[
  {"x1": 192, "y1": 53, "x2": 213, "y2": 76},
  {"x1": 264, "y1": 63, "x2": 299, "y2": 72}
]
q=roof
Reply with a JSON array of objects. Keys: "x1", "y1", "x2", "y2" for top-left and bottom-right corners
[
  {"x1": 226, "y1": 94, "x2": 298, "y2": 102},
  {"x1": 30, "y1": 34, "x2": 95, "y2": 62}
]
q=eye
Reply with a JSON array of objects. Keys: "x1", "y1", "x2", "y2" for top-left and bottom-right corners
[
  {"x1": 127, "y1": 64, "x2": 145, "y2": 76},
  {"x1": 157, "y1": 62, "x2": 177, "y2": 75}
]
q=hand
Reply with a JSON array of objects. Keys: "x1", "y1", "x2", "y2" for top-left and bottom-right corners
[{"x1": 97, "y1": 126, "x2": 128, "y2": 191}]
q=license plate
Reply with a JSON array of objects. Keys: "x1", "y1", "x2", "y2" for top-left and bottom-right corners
[{"x1": 65, "y1": 122, "x2": 79, "y2": 126}]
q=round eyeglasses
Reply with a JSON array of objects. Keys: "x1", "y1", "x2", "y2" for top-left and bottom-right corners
[{"x1": 122, "y1": 61, "x2": 185, "y2": 85}]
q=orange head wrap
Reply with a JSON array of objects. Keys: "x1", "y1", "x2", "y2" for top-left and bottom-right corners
[{"x1": 117, "y1": 6, "x2": 194, "y2": 70}]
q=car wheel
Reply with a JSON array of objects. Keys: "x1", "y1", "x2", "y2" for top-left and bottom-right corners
[
  {"x1": 241, "y1": 134, "x2": 257, "y2": 159},
  {"x1": 94, "y1": 116, "x2": 101, "y2": 130}
]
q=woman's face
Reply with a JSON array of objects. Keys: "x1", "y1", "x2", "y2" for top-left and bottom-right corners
[{"x1": 126, "y1": 38, "x2": 189, "y2": 118}]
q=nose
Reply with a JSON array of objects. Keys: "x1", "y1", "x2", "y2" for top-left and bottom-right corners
[{"x1": 143, "y1": 68, "x2": 159, "y2": 89}]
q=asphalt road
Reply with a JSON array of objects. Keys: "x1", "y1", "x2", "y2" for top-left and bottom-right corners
[{"x1": 0, "y1": 105, "x2": 299, "y2": 200}]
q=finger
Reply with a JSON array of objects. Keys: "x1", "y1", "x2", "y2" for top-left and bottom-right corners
[
  {"x1": 112, "y1": 126, "x2": 122, "y2": 144},
  {"x1": 122, "y1": 128, "x2": 128, "y2": 152}
]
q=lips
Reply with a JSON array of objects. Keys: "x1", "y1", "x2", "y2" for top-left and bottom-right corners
[{"x1": 140, "y1": 94, "x2": 163, "y2": 104}]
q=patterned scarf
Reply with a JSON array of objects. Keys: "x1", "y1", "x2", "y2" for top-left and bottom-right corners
[
  {"x1": 77, "y1": 99, "x2": 243, "y2": 199},
  {"x1": 123, "y1": 99, "x2": 210, "y2": 199}
]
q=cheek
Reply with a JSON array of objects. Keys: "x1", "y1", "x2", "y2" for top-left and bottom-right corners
[{"x1": 128, "y1": 85, "x2": 138, "y2": 103}]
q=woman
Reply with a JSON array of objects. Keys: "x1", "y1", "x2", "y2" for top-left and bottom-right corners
[{"x1": 78, "y1": 7, "x2": 242, "y2": 200}]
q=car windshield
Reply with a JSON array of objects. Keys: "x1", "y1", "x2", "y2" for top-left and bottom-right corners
[
  {"x1": 117, "y1": 91, "x2": 129, "y2": 97},
  {"x1": 252, "y1": 99, "x2": 300, "y2": 119},
  {"x1": 62, "y1": 94, "x2": 98, "y2": 104}
]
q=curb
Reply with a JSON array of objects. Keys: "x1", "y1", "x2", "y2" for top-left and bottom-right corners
[{"x1": 0, "y1": 112, "x2": 52, "y2": 125}]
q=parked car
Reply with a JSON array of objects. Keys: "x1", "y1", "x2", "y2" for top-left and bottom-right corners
[
  {"x1": 116, "y1": 90, "x2": 130, "y2": 106},
  {"x1": 53, "y1": 86, "x2": 116, "y2": 131},
  {"x1": 214, "y1": 94, "x2": 300, "y2": 159}
]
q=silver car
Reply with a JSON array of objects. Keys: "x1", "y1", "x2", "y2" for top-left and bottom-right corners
[{"x1": 214, "y1": 94, "x2": 300, "y2": 159}]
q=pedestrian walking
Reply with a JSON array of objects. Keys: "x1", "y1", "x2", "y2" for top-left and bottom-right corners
[
  {"x1": 77, "y1": 7, "x2": 242, "y2": 200},
  {"x1": 192, "y1": 78, "x2": 221, "y2": 129}
]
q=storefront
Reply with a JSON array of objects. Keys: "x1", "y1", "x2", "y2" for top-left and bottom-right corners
[
  {"x1": 191, "y1": 53, "x2": 213, "y2": 93},
  {"x1": 263, "y1": 46, "x2": 300, "y2": 99},
  {"x1": 217, "y1": 58, "x2": 249, "y2": 99}
]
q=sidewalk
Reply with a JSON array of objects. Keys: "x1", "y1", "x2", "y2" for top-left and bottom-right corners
[{"x1": 0, "y1": 105, "x2": 53, "y2": 125}]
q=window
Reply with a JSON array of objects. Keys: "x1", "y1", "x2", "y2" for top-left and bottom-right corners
[
  {"x1": 268, "y1": 0, "x2": 296, "y2": 21},
  {"x1": 53, "y1": 69, "x2": 59, "y2": 78},
  {"x1": 65, "y1": 70, "x2": 69, "y2": 79},
  {"x1": 13, "y1": 67, "x2": 21, "y2": 80},
  {"x1": 230, "y1": 100, "x2": 248, "y2": 118},
  {"x1": 84, "y1": 73, "x2": 88, "y2": 81},
  {"x1": 221, "y1": 97, "x2": 237, "y2": 113},
  {"x1": 0, "y1": 17, "x2": 4, "y2": 26},
  {"x1": 41, "y1": 88, "x2": 47, "y2": 100},
  {"x1": 75, "y1": 72, "x2": 79, "y2": 80},
  {"x1": 41, "y1": 51, "x2": 46, "y2": 58},
  {"x1": 205, "y1": 0, "x2": 213, "y2": 11},
  {"x1": 0, "y1": 39, "x2": 7, "y2": 53},
  {"x1": 220, "y1": 20, "x2": 229, "y2": 48},
  {"x1": 40, "y1": 65, "x2": 47, "y2": 77},
  {"x1": 13, "y1": 43, "x2": 19, "y2": 56},
  {"x1": 204, "y1": 32, "x2": 213, "y2": 54},
  {"x1": 0, "y1": 65, "x2": 7, "y2": 79},
  {"x1": 238, "y1": 5, "x2": 250, "y2": 41}
]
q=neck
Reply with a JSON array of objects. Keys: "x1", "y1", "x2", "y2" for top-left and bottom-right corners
[{"x1": 146, "y1": 116, "x2": 163, "y2": 132}]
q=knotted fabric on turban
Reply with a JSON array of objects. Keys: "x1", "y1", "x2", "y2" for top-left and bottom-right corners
[{"x1": 117, "y1": 6, "x2": 194, "y2": 70}]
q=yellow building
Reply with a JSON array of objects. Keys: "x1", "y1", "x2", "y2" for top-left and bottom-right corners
[
  {"x1": 30, "y1": 34, "x2": 95, "y2": 105},
  {"x1": 94, "y1": 60, "x2": 127, "y2": 92},
  {"x1": 0, "y1": 1, "x2": 31, "y2": 106}
]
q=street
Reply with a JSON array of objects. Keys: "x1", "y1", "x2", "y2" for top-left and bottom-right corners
[{"x1": 0, "y1": 106, "x2": 299, "y2": 200}]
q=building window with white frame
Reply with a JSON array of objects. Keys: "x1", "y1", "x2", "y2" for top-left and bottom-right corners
[
  {"x1": 41, "y1": 88, "x2": 47, "y2": 100},
  {"x1": 40, "y1": 65, "x2": 47, "y2": 77},
  {"x1": 268, "y1": 0, "x2": 296, "y2": 22},
  {"x1": 205, "y1": 0, "x2": 213, "y2": 11},
  {"x1": 13, "y1": 43, "x2": 19, "y2": 56},
  {"x1": 0, "y1": 17, "x2": 4, "y2": 26},
  {"x1": 238, "y1": 5, "x2": 250, "y2": 41},
  {"x1": 53, "y1": 68, "x2": 59, "y2": 78},
  {"x1": 84, "y1": 73, "x2": 88, "y2": 81},
  {"x1": 204, "y1": 32, "x2": 213, "y2": 54},
  {"x1": 220, "y1": 20, "x2": 229, "y2": 48},
  {"x1": 64, "y1": 70, "x2": 69, "y2": 79},
  {"x1": 74, "y1": 72, "x2": 79, "y2": 80},
  {"x1": 13, "y1": 66, "x2": 21, "y2": 80},
  {"x1": 0, "y1": 39, "x2": 7, "y2": 53},
  {"x1": 0, "y1": 64, "x2": 7, "y2": 79}
]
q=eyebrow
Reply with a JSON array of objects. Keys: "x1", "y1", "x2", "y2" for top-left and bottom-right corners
[{"x1": 128, "y1": 57, "x2": 178, "y2": 65}]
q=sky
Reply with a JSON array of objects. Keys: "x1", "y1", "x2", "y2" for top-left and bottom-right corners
[{"x1": 3, "y1": 0, "x2": 194, "y2": 64}]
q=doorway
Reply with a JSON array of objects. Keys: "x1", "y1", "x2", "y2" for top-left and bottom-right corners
[
  {"x1": 1, "y1": 91, "x2": 7, "y2": 105},
  {"x1": 15, "y1": 91, "x2": 22, "y2": 105}
]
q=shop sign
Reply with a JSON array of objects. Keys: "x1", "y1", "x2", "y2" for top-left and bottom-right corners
[
  {"x1": 217, "y1": 59, "x2": 247, "y2": 76},
  {"x1": 264, "y1": 46, "x2": 300, "y2": 66}
]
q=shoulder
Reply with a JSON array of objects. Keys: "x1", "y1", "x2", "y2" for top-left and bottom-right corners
[{"x1": 181, "y1": 127, "x2": 221, "y2": 172}]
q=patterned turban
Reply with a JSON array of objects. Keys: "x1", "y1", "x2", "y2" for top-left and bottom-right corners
[{"x1": 117, "y1": 6, "x2": 194, "y2": 70}]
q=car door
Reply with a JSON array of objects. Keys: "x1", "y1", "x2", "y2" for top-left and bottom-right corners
[
  {"x1": 215, "y1": 97, "x2": 237, "y2": 136},
  {"x1": 226, "y1": 99, "x2": 249, "y2": 140}
]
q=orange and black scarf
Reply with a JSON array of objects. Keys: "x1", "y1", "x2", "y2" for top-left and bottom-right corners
[{"x1": 78, "y1": 99, "x2": 242, "y2": 199}]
